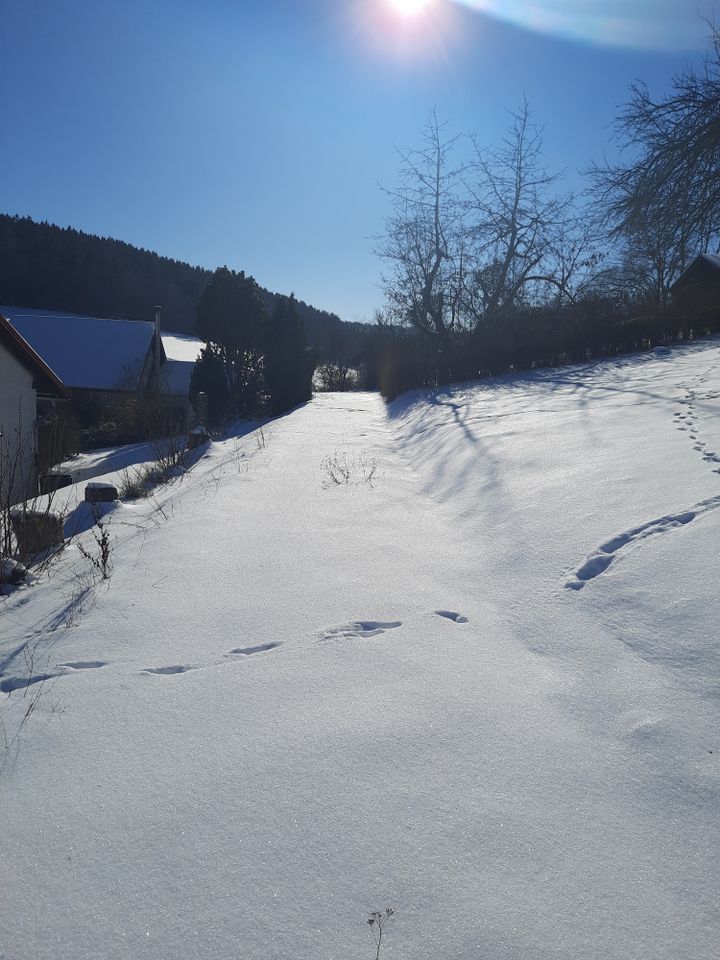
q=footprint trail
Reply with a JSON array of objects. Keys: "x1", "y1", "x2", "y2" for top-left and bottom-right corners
[
  {"x1": 567, "y1": 494, "x2": 720, "y2": 590},
  {"x1": 434, "y1": 610, "x2": 469, "y2": 623},
  {"x1": 319, "y1": 620, "x2": 402, "y2": 641}
]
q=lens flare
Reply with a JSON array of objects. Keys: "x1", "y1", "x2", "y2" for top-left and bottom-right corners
[
  {"x1": 452, "y1": 0, "x2": 704, "y2": 50},
  {"x1": 390, "y1": 0, "x2": 433, "y2": 15}
]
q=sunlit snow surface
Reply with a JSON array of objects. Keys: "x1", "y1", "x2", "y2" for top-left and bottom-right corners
[
  {"x1": 161, "y1": 333, "x2": 204, "y2": 364},
  {"x1": 2, "y1": 341, "x2": 720, "y2": 959}
]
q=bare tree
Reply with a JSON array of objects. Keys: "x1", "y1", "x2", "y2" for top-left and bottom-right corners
[
  {"x1": 376, "y1": 111, "x2": 465, "y2": 349},
  {"x1": 589, "y1": 157, "x2": 703, "y2": 308},
  {"x1": 1, "y1": 404, "x2": 36, "y2": 562},
  {"x1": 463, "y1": 101, "x2": 580, "y2": 327},
  {"x1": 1, "y1": 406, "x2": 66, "y2": 577},
  {"x1": 592, "y1": 221, "x2": 692, "y2": 309},
  {"x1": 590, "y1": 22, "x2": 720, "y2": 293}
]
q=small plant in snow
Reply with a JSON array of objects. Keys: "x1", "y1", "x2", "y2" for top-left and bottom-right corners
[
  {"x1": 360, "y1": 456, "x2": 378, "y2": 485},
  {"x1": 321, "y1": 453, "x2": 379, "y2": 488},
  {"x1": 76, "y1": 505, "x2": 112, "y2": 580},
  {"x1": 367, "y1": 907, "x2": 394, "y2": 960},
  {"x1": 118, "y1": 467, "x2": 150, "y2": 500},
  {"x1": 60, "y1": 569, "x2": 96, "y2": 628},
  {"x1": 118, "y1": 458, "x2": 180, "y2": 501},
  {"x1": 322, "y1": 452, "x2": 352, "y2": 485}
]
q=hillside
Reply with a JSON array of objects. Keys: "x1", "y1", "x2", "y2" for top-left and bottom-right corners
[
  {"x1": 2, "y1": 342, "x2": 719, "y2": 959},
  {"x1": 0, "y1": 213, "x2": 348, "y2": 344}
]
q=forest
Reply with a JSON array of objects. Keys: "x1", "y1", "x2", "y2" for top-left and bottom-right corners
[{"x1": 0, "y1": 213, "x2": 355, "y2": 349}]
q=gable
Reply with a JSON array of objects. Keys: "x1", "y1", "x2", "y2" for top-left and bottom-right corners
[{"x1": 672, "y1": 254, "x2": 720, "y2": 295}]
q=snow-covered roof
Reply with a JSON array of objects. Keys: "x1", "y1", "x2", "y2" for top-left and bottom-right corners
[
  {"x1": 0, "y1": 312, "x2": 67, "y2": 397},
  {"x1": 1, "y1": 305, "x2": 157, "y2": 391},
  {"x1": 161, "y1": 332, "x2": 204, "y2": 396},
  {"x1": 162, "y1": 333, "x2": 204, "y2": 364}
]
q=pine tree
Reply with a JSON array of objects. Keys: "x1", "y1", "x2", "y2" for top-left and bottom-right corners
[
  {"x1": 264, "y1": 294, "x2": 314, "y2": 414},
  {"x1": 189, "y1": 344, "x2": 230, "y2": 423},
  {"x1": 196, "y1": 267, "x2": 266, "y2": 413}
]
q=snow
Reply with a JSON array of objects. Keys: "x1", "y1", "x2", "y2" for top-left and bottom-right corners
[
  {"x1": 2, "y1": 342, "x2": 720, "y2": 959},
  {"x1": 161, "y1": 332, "x2": 204, "y2": 396},
  {"x1": 1, "y1": 305, "x2": 156, "y2": 391},
  {"x1": 161, "y1": 332, "x2": 204, "y2": 364},
  {"x1": 58, "y1": 440, "x2": 164, "y2": 484}
]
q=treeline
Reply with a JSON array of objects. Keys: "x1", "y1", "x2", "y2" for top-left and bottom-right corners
[
  {"x1": 0, "y1": 212, "x2": 405, "y2": 397},
  {"x1": 0, "y1": 213, "x2": 349, "y2": 347},
  {"x1": 191, "y1": 267, "x2": 410, "y2": 419},
  {"x1": 376, "y1": 299, "x2": 712, "y2": 401},
  {"x1": 375, "y1": 26, "x2": 720, "y2": 399}
]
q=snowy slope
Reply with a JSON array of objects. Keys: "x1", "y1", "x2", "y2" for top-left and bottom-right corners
[{"x1": 1, "y1": 343, "x2": 720, "y2": 960}]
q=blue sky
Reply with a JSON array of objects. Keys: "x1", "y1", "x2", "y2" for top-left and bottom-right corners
[{"x1": 2, "y1": 0, "x2": 715, "y2": 323}]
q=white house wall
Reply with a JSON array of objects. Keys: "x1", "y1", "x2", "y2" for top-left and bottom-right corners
[{"x1": 0, "y1": 345, "x2": 37, "y2": 505}]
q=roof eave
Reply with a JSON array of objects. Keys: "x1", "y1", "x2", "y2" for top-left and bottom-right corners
[{"x1": 0, "y1": 313, "x2": 68, "y2": 398}]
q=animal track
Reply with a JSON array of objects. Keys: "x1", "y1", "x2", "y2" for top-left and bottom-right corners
[
  {"x1": 673, "y1": 376, "x2": 720, "y2": 474},
  {"x1": 434, "y1": 610, "x2": 469, "y2": 623},
  {"x1": 143, "y1": 665, "x2": 194, "y2": 676},
  {"x1": 59, "y1": 660, "x2": 108, "y2": 671},
  {"x1": 227, "y1": 642, "x2": 282, "y2": 657},
  {"x1": 0, "y1": 673, "x2": 56, "y2": 694},
  {"x1": 319, "y1": 620, "x2": 402, "y2": 641},
  {"x1": 0, "y1": 660, "x2": 109, "y2": 695},
  {"x1": 567, "y1": 494, "x2": 720, "y2": 590},
  {"x1": 142, "y1": 643, "x2": 283, "y2": 677}
]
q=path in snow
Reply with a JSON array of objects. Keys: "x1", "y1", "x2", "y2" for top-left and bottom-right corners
[{"x1": 1, "y1": 355, "x2": 720, "y2": 960}]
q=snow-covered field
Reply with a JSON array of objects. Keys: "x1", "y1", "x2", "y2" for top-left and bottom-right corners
[{"x1": 2, "y1": 342, "x2": 719, "y2": 960}]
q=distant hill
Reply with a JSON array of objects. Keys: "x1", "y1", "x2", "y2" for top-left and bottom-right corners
[{"x1": 0, "y1": 213, "x2": 349, "y2": 345}]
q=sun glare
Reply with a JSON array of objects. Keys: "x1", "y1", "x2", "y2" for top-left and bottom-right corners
[
  {"x1": 351, "y1": 0, "x2": 458, "y2": 65},
  {"x1": 390, "y1": 0, "x2": 433, "y2": 15}
]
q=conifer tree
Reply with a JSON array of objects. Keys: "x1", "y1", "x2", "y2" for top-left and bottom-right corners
[
  {"x1": 196, "y1": 267, "x2": 266, "y2": 413},
  {"x1": 189, "y1": 344, "x2": 230, "y2": 423},
  {"x1": 264, "y1": 294, "x2": 314, "y2": 414}
]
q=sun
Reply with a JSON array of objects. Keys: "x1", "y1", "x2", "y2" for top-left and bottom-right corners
[{"x1": 389, "y1": 0, "x2": 433, "y2": 15}]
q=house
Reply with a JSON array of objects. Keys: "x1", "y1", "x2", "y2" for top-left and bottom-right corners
[
  {"x1": 0, "y1": 313, "x2": 66, "y2": 505},
  {"x1": 0, "y1": 305, "x2": 200, "y2": 442},
  {"x1": 671, "y1": 254, "x2": 720, "y2": 324},
  {"x1": 0, "y1": 305, "x2": 166, "y2": 407}
]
